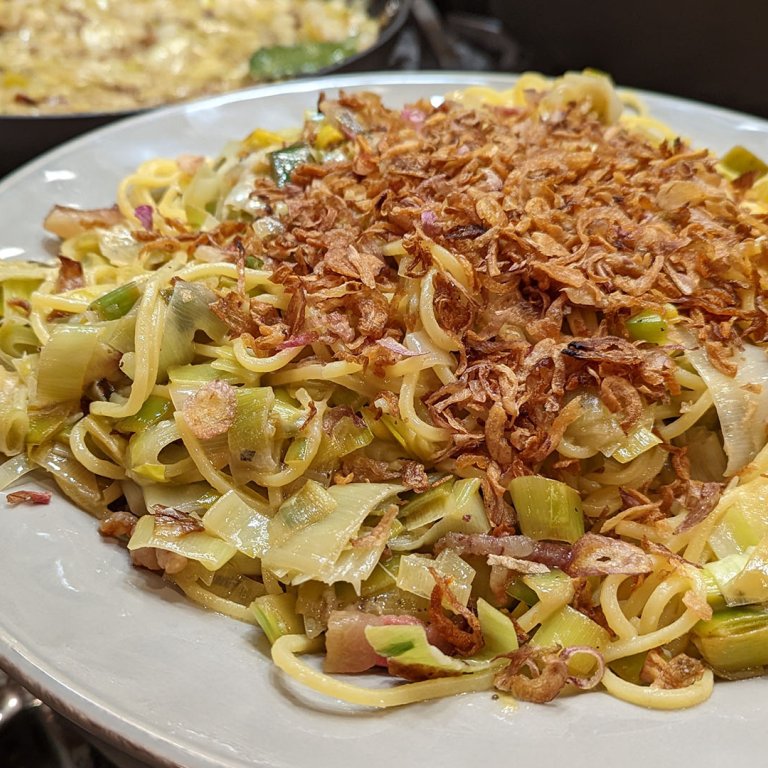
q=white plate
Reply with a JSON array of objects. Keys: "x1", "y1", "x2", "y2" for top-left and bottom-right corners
[{"x1": 2, "y1": 72, "x2": 768, "y2": 768}]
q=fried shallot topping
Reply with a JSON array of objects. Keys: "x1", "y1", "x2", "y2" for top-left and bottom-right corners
[
  {"x1": 640, "y1": 650, "x2": 706, "y2": 690},
  {"x1": 427, "y1": 570, "x2": 484, "y2": 657},
  {"x1": 493, "y1": 645, "x2": 605, "y2": 702},
  {"x1": 192, "y1": 90, "x2": 768, "y2": 486},
  {"x1": 149, "y1": 505, "x2": 205, "y2": 536}
]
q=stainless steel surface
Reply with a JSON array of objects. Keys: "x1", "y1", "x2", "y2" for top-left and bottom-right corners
[{"x1": 0, "y1": 669, "x2": 41, "y2": 730}]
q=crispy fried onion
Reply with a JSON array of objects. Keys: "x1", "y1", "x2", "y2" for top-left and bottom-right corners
[
  {"x1": 640, "y1": 650, "x2": 706, "y2": 690},
  {"x1": 567, "y1": 533, "x2": 653, "y2": 576},
  {"x1": 493, "y1": 645, "x2": 605, "y2": 702},
  {"x1": 181, "y1": 379, "x2": 237, "y2": 440},
  {"x1": 350, "y1": 504, "x2": 399, "y2": 549},
  {"x1": 427, "y1": 569, "x2": 484, "y2": 657},
  {"x1": 149, "y1": 505, "x2": 204, "y2": 536}
]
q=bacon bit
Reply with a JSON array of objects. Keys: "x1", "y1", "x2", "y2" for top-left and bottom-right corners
[
  {"x1": 640, "y1": 650, "x2": 706, "y2": 690},
  {"x1": 149, "y1": 505, "x2": 205, "y2": 536},
  {"x1": 156, "y1": 549, "x2": 188, "y2": 575},
  {"x1": 324, "y1": 611, "x2": 422, "y2": 674},
  {"x1": 130, "y1": 547, "x2": 187, "y2": 575},
  {"x1": 181, "y1": 380, "x2": 237, "y2": 440},
  {"x1": 130, "y1": 547, "x2": 161, "y2": 571},
  {"x1": 98, "y1": 510, "x2": 137, "y2": 538},
  {"x1": 53, "y1": 256, "x2": 84, "y2": 293},
  {"x1": 44, "y1": 204, "x2": 123, "y2": 239},
  {"x1": 428, "y1": 570, "x2": 484, "y2": 657},
  {"x1": 434, "y1": 532, "x2": 536, "y2": 559},
  {"x1": 567, "y1": 533, "x2": 653, "y2": 577},
  {"x1": 6, "y1": 490, "x2": 52, "y2": 506},
  {"x1": 493, "y1": 645, "x2": 605, "y2": 702},
  {"x1": 351, "y1": 504, "x2": 399, "y2": 549}
]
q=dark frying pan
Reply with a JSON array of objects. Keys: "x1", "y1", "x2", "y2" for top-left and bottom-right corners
[{"x1": 0, "y1": 0, "x2": 411, "y2": 179}]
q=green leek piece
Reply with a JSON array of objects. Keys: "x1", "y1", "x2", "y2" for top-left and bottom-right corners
[
  {"x1": 88, "y1": 281, "x2": 141, "y2": 320},
  {"x1": 25, "y1": 405, "x2": 73, "y2": 446},
  {"x1": 399, "y1": 480, "x2": 455, "y2": 522},
  {"x1": 269, "y1": 479, "x2": 337, "y2": 547},
  {"x1": 476, "y1": 598, "x2": 519, "y2": 659},
  {"x1": 508, "y1": 476, "x2": 584, "y2": 544},
  {"x1": 396, "y1": 549, "x2": 476, "y2": 607},
  {"x1": 610, "y1": 425, "x2": 662, "y2": 464},
  {"x1": 182, "y1": 163, "x2": 221, "y2": 228},
  {"x1": 718, "y1": 540, "x2": 768, "y2": 606},
  {"x1": 608, "y1": 652, "x2": 648, "y2": 685},
  {"x1": 391, "y1": 478, "x2": 492, "y2": 552},
  {"x1": 268, "y1": 143, "x2": 313, "y2": 187},
  {"x1": 365, "y1": 624, "x2": 467, "y2": 674},
  {"x1": 703, "y1": 552, "x2": 750, "y2": 601},
  {"x1": 708, "y1": 477, "x2": 768, "y2": 557},
  {"x1": 263, "y1": 483, "x2": 403, "y2": 590},
  {"x1": 116, "y1": 395, "x2": 173, "y2": 433},
  {"x1": 531, "y1": 605, "x2": 610, "y2": 675},
  {"x1": 249, "y1": 38, "x2": 359, "y2": 82},
  {"x1": 699, "y1": 568, "x2": 728, "y2": 611},
  {"x1": 718, "y1": 145, "x2": 768, "y2": 181},
  {"x1": 0, "y1": 320, "x2": 39, "y2": 358},
  {"x1": 360, "y1": 554, "x2": 401, "y2": 598},
  {"x1": 515, "y1": 570, "x2": 577, "y2": 633},
  {"x1": 127, "y1": 515, "x2": 236, "y2": 571},
  {"x1": 523, "y1": 570, "x2": 575, "y2": 607},
  {"x1": 271, "y1": 394, "x2": 305, "y2": 437},
  {"x1": 507, "y1": 577, "x2": 539, "y2": 607},
  {"x1": 625, "y1": 309, "x2": 669, "y2": 344},
  {"x1": 143, "y1": 481, "x2": 219, "y2": 512},
  {"x1": 35, "y1": 324, "x2": 105, "y2": 406},
  {"x1": 250, "y1": 592, "x2": 303, "y2": 645},
  {"x1": 2, "y1": 278, "x2": 40, "y2": 319},
  {"x1": 228, "y1": 387, "x2": 277, "y2": 478},
  {"x1": 692, "y1": 607, "x2": 768, "y2": 672},
  {"x1": 158, "y1": 281, "x2": 227, "y2": 380},
  {"x1": 202, "y1": 489, "x2": 271, "y2": 559},
  {"x1": 312, "y1": 413, "x2": 374, "y2": 472},
  {"x1": 0, "y1": 368, "x2": 27, "y2": 455}
]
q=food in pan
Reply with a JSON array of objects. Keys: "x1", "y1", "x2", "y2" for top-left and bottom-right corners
[{"x1": 0, "y1": 0, "x2": 378, "y2": 115}]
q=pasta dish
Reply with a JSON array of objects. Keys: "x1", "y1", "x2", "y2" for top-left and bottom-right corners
[
  {"x1": 0, "y1": 0, "x2": 378, "y2": 115},
  {"x1": 3, "y1": 71, "x2": 768, "y2": 711}
]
